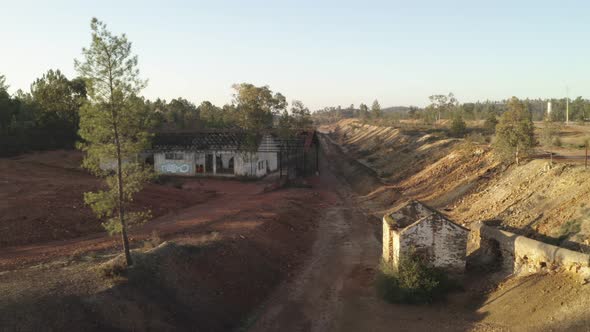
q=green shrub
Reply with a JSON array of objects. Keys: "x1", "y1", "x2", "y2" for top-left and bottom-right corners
[
  {"x1": 97, "y1": 257, "x2": 128, "y2": 279},
  {"x1": 483, "y1": 112, "x2": 498, "y2": 134},
  {"x1": 376, "y1": 254, "x2": 457, "y2": 304},
  {"x1": 449, "y1": 113, "x2": 467, "y2": 138}
]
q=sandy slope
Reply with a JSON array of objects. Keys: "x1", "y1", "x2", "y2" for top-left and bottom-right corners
[{"x1": 331, "y1": 119, "x2": 590, "y2": 250}]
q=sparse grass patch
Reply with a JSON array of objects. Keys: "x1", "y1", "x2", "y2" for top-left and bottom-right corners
[
  {"x1": 465, "y1": 132, "x2": 488, "y2": 144},
  {"x1": 380, "y1": 171, "x2": 393, "y2": 178},
  {"x1": 376, "y1": 255, "x2": 458, "y2": 305},
  {"x1": 143, "y1": 230, "x2": 162, "y2": 250},
  {"x1": 559, "y1": 219, "x2": 582, "y2": 239},
  {"x1": 97, "y1": 257, "x2": 128, "y2": 280}
]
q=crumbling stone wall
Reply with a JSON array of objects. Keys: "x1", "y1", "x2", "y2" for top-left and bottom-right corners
[
  {"x1": 399, "y1": 215, "x2": 468, "y2": 274},
  {"x1": 469, "y1": 222, "x2": 590, "y2": 281}
]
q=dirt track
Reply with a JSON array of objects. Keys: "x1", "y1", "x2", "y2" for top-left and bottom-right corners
[{"x1": 249, "y1": 135, "x2": 496, "y2": 332}]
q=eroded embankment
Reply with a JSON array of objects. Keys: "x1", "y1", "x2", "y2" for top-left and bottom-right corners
[
  {"x1": 330, "y1": 119, "x2": 590, "y2": 250},
  {"x1": 326, "y1": 120, "x2": 590, "y2": 331}
]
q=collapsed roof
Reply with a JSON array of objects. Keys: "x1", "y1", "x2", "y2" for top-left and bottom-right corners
[
  {"x1": 385, "y1": 200, "x2": 468, "y2": 231},
  {"x1": 151, "y1": 130, "x2": 318, "y2": 153}
]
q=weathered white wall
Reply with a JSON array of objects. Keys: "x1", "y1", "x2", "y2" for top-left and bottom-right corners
[
  {"x1": 383, "y1": 219, "x2": 393, "y2": 263},
  {"x1": 234, "y1": 152, "x2": 257, "y2": 177},
  {"x1": 431, "y1": 218, "x2": 469, "y2": 272},
  {"x1": 258, "y1": 134, "x2": 279, "y2": 171},
  {"x1": 383, "y1": 214, "x2": 468, "y2": 274},
  {"x1": 154, "y1": 152, "x2": 196, "y2": 176},
  {"x1": 153, "y1": 134, "x2": 279, "y2": 178}
]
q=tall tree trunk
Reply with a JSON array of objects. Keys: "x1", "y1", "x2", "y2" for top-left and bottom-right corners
[
  {"x1": 107, "y1": 59, "x2": 133, "y2": 266},
  {"x1": 114, "y1": 124, "x2": 133, "y2": 266}
]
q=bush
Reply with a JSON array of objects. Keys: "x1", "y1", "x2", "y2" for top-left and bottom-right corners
[
  {"x1": 540, "y1": 120, "x2": 561, "y2": 147},
  {"x1": 449, "y1": 113, "x2": 467, "y2": 138},
  {"x1": 97, "y1": 257, "x2": 128, "y2": 279},
  {"x1": 483, "y1": 112, "x2": 498, "y2": 134},
  {"x1": 376, "y1": 254, "x2": 457, "y2": 304}
]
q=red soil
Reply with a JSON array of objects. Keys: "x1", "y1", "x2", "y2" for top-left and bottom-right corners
[
  {"x1": 0, "y1": 150, "x2": 327, "y2": 271},
  {"x1": 0, "y1": 151, "x2": 211, "y2": 248}
]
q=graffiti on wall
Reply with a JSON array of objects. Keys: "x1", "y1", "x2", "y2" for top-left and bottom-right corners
[{"x1": 161, "y1": 163, "x2": 190, "y2": 174}]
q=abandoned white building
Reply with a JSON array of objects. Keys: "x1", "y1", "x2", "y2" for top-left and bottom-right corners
[
  {"x1": 150, "y1": 130, "x2": 319, "y2": 178},
  {"x1": 382, "y1": 200, "x2": 469, "y2": 275}
]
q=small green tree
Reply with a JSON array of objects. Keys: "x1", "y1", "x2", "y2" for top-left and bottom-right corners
[
  {"x1": 428, "y1": 93, "x2": 457, "y2": 122},
  {"x1": 277, "y1": 109, "x2": 293, "y2": 139},
  {"x1": 483, "y1": 111, "x2": 498, "y2": 134},
  {"x1": 540, "y1": 119, "x2": 561, "y2": 147},
  {"x1": 0, "y1": 74, "x2": 16, "y2": 133},
  {"x1": 359, "y1": 103, "x2": 369, "y2": 120},
  {"x1": 371, "y1": 99, "x2": 382, "y2": 119},
  {"x1": 75, "y1": 18, "x2": 152, "y2": 266},
  {"x1": 290, "y1": 100, "x2": 313, "y2": 129},
  {"x1": 494, "y1": 97, "x2": 535, "y2": 165},
  {"x1": 449, "y1": 112, "x2": 466, "y2": 137}
]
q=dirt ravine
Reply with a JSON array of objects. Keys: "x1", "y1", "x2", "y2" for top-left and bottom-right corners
[
  {"x1": 249, "y1": 135, "x2": 490, "y2": 332},
  {"x1": 250, "y1": 168, "x2": 374, "y2": 332}
]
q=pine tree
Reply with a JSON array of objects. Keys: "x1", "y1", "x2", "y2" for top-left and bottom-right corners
[
  {"x1": 359, "y1": 103, "x2": 369, "y2": 120},
  {"x1": 290, "y1": 100, "x2": 313, "y2": 129},
  {"x1": 483, "y1": 111, "x2": 498, "y2": 134},
  {"x1": 449, "y1": 112, "x2": 467, "y2": 137},
  {"x1": 75, "y1": 18, "x2": 152, "y2": 266},
  {"x1": 371, "y1": 99, "x2": 382, "y2": 119}
]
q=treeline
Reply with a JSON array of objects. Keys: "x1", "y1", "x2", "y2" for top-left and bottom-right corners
[
  {"x1": 148, "y1": 84, "x2": 312, "y2": 132},
  {"x1": 313, "y1": 100, "x2": 383, "y2": 124},
  {"x1": 0, "y1": 72, "x2": 312, "y2": 156},
  {"x1": 313, "y1": 94, "x2": 590, "y2": 125},
  {"x1": 0, "y1": 70, "x2": 86, "y2": 156}
]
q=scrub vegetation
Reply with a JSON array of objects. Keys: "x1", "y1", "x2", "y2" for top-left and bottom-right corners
[{"x1": 376, "y1": 255, "x2": 457, "y2": 305}]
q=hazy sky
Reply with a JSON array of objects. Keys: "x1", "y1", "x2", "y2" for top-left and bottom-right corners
[{"x1": 1, "y1": 0, "x2": 589, "y2": 109}]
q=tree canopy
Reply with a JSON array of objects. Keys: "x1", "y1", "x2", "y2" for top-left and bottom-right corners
[
  {"x1": 494, "y1": 97, "x2": 535, "y2": 165},
  {"x1": 371, "y1": 100, "x2": 382, "y2": 119},
  {"x1": 231, "y1": 83, "x2": 287, "y2": 131}
]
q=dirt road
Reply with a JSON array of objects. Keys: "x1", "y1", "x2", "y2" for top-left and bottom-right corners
[{"x1": 250, "y1": 135, "x2": 494, "y2": 332}]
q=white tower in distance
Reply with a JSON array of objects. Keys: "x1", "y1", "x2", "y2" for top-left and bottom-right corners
[{"x1": 547, "y1": 101, "x2": 552, "y2": 117}]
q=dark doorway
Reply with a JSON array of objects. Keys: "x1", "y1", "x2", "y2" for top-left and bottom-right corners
[
  {"x1": 206, "y1": 154, "x2": 213, "y2": 173},
  {"x1": 217, "y1": 156, "x2": 235, "y2": 174},
  {"x1": 216, "y1": 154, "x2": 223, "y2": 172}
]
